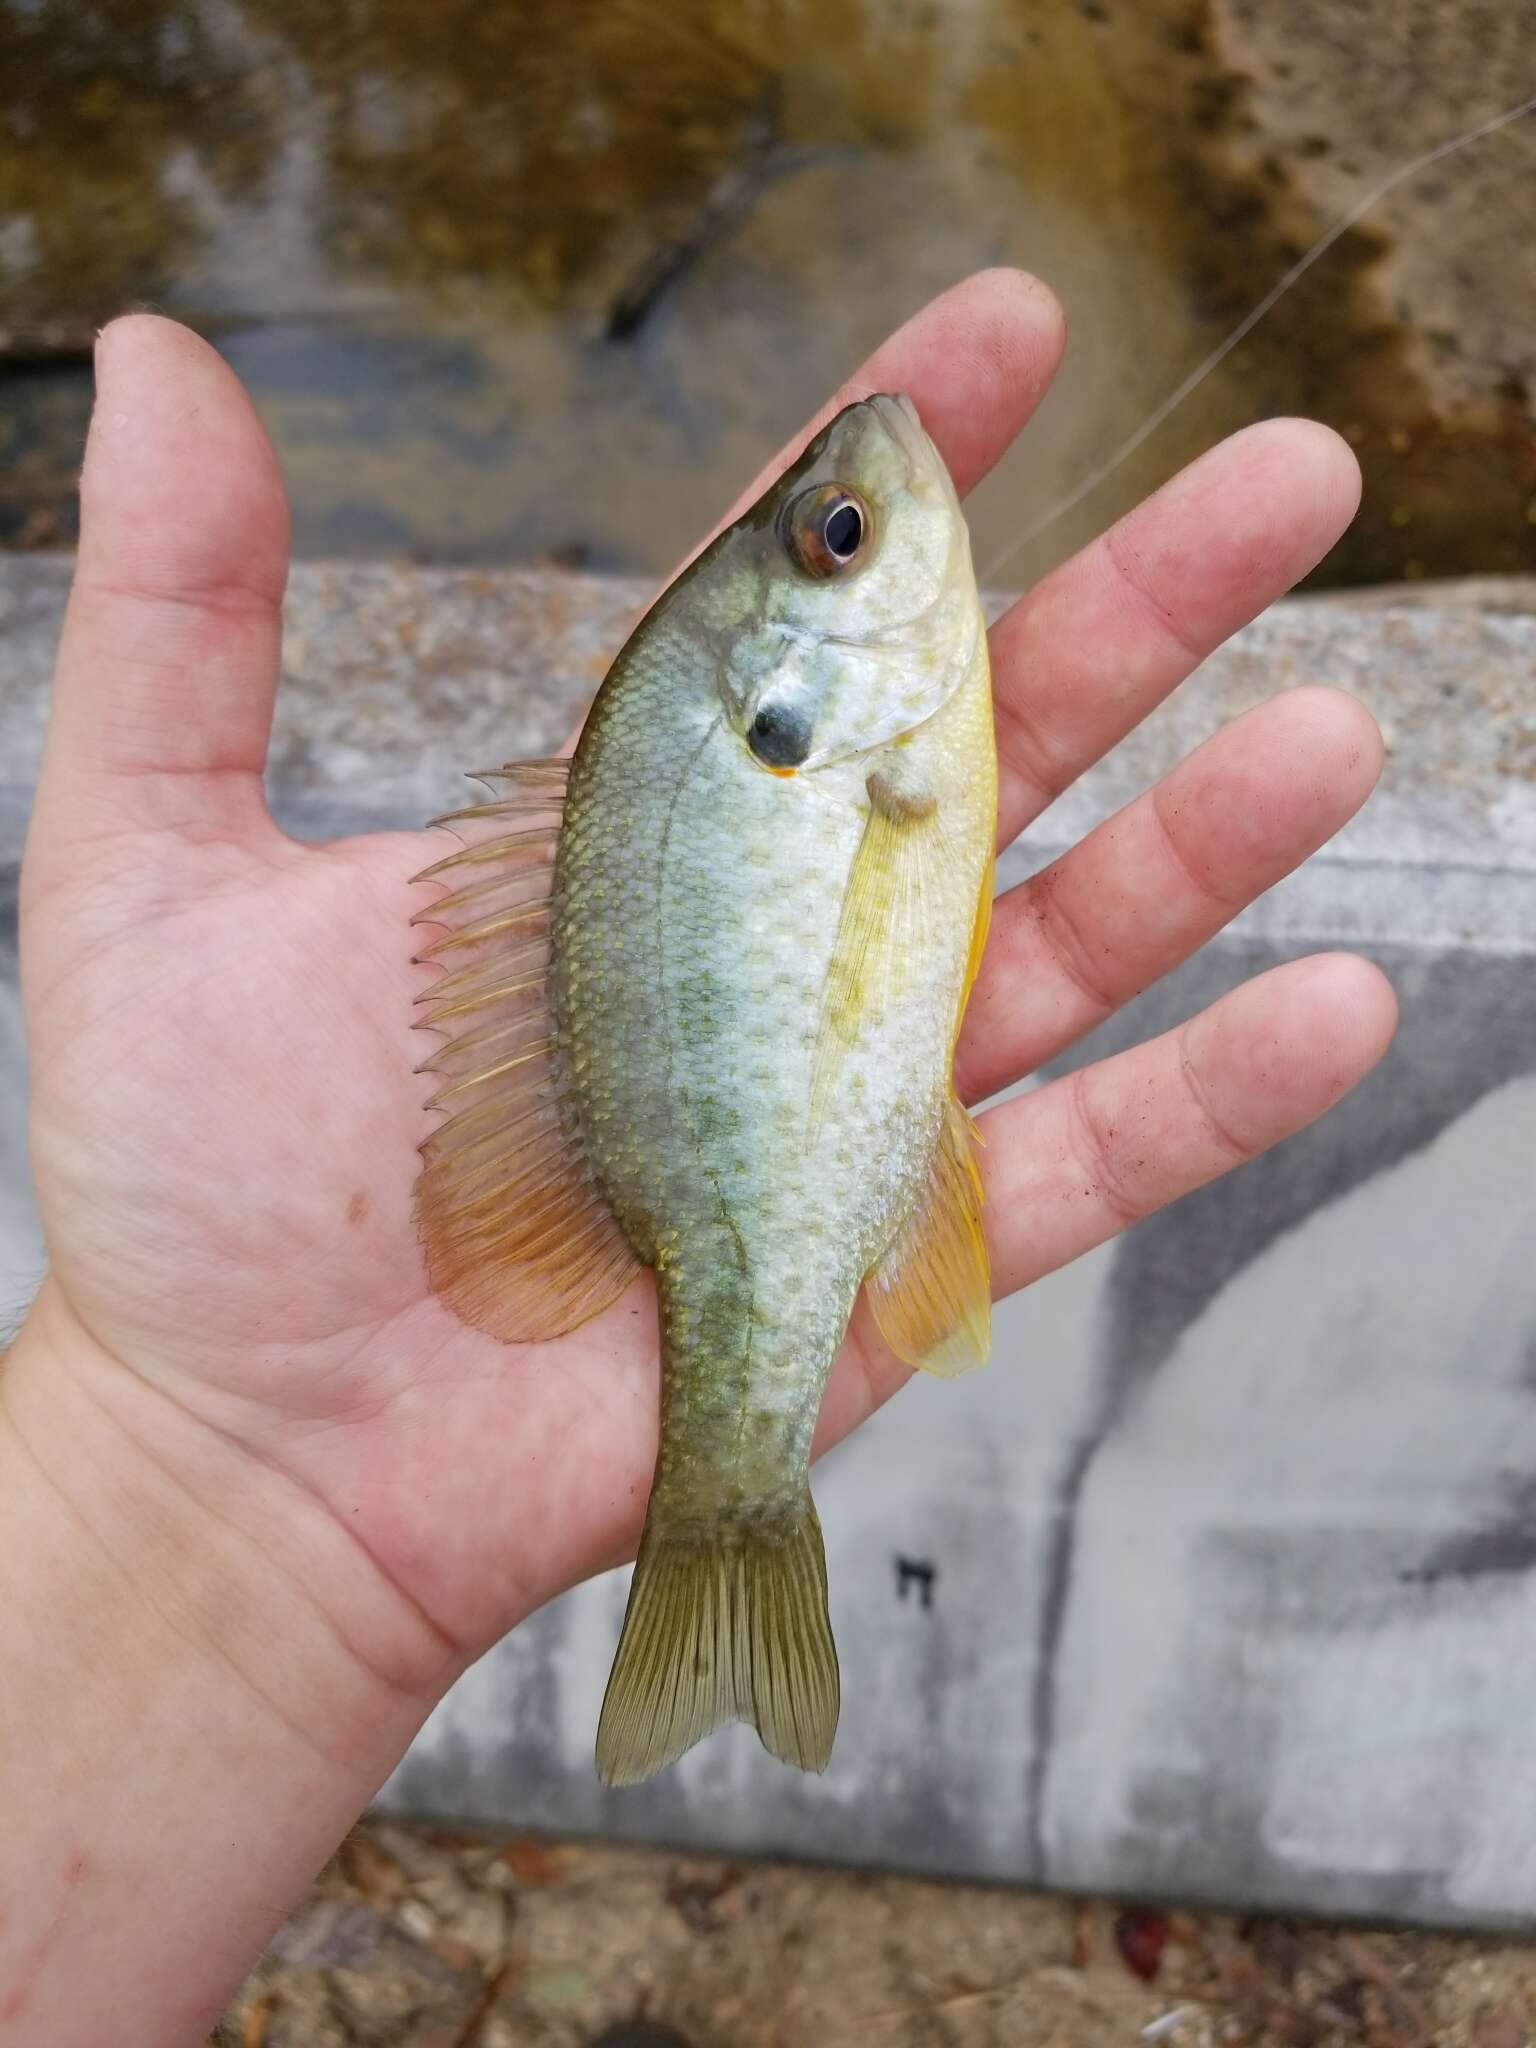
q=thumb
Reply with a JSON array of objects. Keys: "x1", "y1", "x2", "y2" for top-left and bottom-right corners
[{"x1": 26, "y1": 315, "x2": 290, "y2": 890}]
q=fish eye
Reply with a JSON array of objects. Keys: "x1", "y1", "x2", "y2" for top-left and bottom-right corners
[
  {"x1": 823, "y1": 500, "x2": 861, "y2": 557},
  {"x1": 781, "y1": 484, "x2": 872, "y2": 580}
]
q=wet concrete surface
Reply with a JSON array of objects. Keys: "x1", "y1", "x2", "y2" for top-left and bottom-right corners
[{"x1": 2, "y1": 0, "x2": 1533, "y2": 587}]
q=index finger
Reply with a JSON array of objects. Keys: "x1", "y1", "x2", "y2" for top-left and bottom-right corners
[
  {"x1": 581, "y1": 267, "x2": 1066, "y2": 745},
  {"x1": 722, "y1": 266, "x2": 1066, "y2": 525}
]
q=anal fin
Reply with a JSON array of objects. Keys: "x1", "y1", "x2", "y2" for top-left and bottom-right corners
[
  {"x1": 866, "y1": 1091, "x2": 991, "y2": 1378},
  {"x1": 412, "y1": 760, "x2": 641, "y2": 1342}
]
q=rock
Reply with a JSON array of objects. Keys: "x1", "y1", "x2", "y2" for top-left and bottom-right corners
[
  {"x1": 588, "y1": 2027, "x2": 698, "y2": 2048},
  {"x1": 256, "y1": 1897, "x2": 483, "y2": 2044},
  {"x1": 1213, "y1": 0, "x2": 1535, "y2": 420},
  {"x1": 266, "y1": 1902, "x2": 473, "y2": 1999},
  {"x1": 1196, "y1": 0, "x2": 1536, "y2": 585},
  {"x1": 1, "y1": 7, "x2": 1532, "y2": 586},
  {"x1": 410, "y1": 1869, "x2": 513, "y2": 1966},
  {"x1": 364, "y1": 1822, "x2": 458, "y2": 1887},
  {"x1": 266, "y1": 1902, "x2": 400, "y2": 1973}
]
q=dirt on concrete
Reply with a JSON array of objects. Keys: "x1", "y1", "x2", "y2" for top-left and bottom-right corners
[{"x1": 214, "y1": 1817, "x2": 1536, "y2": 2048}]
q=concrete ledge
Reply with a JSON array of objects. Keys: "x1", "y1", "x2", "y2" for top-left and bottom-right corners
[{"x1": 3, "y1": 558, "x2": 1535, "y2": 1926}]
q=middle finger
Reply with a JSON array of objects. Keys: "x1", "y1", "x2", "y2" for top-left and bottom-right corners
[{"x1": 956, "y1": 683, "x2": 1382, "y2": 1102}]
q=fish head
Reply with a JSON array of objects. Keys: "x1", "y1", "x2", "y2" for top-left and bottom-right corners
[{"x1": 688, "y1": 394, "x2": 982, "y2": 774}]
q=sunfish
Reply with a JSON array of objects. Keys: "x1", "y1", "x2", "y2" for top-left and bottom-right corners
[{"x1": 413, "y1": 393, "x2": 996, "y2": 1783}]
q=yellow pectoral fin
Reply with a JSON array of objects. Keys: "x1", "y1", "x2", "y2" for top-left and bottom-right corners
[
  {"x1": 959, "y1": 847, "x2": 993, "y2": 1032},
  {"x1": 867, "y1": 1091, "x2": 992, "y2": 1378},
  {"x1": 411, "y1": 760, "x2": 641, "y2": 1342},
  {"x1": 811, "y1": 766, "x2": 957, "y2": 1116}
]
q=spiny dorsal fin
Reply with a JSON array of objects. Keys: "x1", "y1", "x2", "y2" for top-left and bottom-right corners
[
  {"x1": 412, "y1": 761, "x2": 641, "y2": 1342},
  {"x1": 866, "y1": 1090, "x2": 991, "y2": 1378}
]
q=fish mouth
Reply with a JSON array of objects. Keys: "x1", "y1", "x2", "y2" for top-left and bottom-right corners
[
  {"x1": 861, "y1": 391, "x2": 927, "y2": 474},
  {"x1": 854, "y1": 391, "x2": 958, "y2": 513},
  {"x1": 786, "y1": 391, "x2": 931, "y2": 502}
]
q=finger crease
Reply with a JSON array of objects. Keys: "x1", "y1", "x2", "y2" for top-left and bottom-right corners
[
  {"x1": 991, "y1": 676, "x2": 1071, "y2": 815},
  {"x1": 1030, "y1": 871, "x2": 1119, "y2": 1016},
  {"x1": 1148, "y1": 784, "x2": 1243, "y2": 915},
  {"x1": 1103, "y1": 526, "x2": 1206, "y2": 666},
  {"x1": 1066, "y1": 1065, "x2": 1145, "y2": 1228},
  {"x1": 82, "y1": 575, "x2": 282, "y2": 626},
  {"x1": 99, "y1": 760, "x2": 266, "y2": 785},
  {"x1": 1174, "y1": 1026, "x2": 1254, "y2": 1165}
]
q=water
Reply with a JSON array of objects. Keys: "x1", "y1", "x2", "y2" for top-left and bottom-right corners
[{"x1": 2, "y1": 0, "x2": 1532, "y2": 587}]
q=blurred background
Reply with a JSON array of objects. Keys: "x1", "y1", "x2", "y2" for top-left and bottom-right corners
[{"x1": 2, "y1": 0, "x2": 1533, "y2": 590}]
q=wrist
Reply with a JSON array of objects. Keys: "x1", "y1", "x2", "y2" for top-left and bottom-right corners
[{"x1": 0, "y1": 1287, "x2": 457, "y2": 2044}]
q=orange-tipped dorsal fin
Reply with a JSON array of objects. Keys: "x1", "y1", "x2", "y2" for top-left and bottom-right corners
[{"x1": 411, "y1": 761, "x2": 641, "y2": 1341}]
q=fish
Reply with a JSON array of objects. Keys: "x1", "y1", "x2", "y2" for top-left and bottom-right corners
[{"x1": 412, "y1": 392, "x2": 996, "y2": 1784}]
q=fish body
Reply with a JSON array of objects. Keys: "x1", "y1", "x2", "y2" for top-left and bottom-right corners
[{"x1": 414, "y1": 394, "x2": 996, "y2": 1782}]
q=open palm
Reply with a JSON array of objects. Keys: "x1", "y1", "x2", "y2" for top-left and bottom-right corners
[{"x1": 19, "y1": 277, "x2": 1395, "y2": 1699}]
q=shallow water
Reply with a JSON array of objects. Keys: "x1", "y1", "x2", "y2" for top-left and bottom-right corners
[{"x1": 2, "y1": 0, "x2": 1532, "y2": 588}]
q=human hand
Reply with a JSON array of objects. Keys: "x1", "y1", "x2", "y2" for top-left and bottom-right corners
[
  {"x1": 2, "y1": 271, "x2": 1393, "y2": 2040},
  {"x1": 17, "y1": 267, "x2": 1397, "y2": 1689}
]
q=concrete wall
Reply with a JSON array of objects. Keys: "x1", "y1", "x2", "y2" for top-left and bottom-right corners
[{"x1": 3, "y1": 558, "x2": 1533, "y2": 1925}]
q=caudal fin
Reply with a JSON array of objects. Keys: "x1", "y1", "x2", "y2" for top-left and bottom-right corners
[{"x1": 595, "y1": 1500, "x2": 840, "y2": 1786}]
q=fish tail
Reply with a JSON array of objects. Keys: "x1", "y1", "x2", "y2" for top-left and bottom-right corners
[{"x1": 595, "y1": 1494, "x2": 840, "y2": 1786}]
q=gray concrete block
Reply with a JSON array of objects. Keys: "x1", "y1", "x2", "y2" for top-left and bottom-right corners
[{"x1": 2, "y1": 557, "x2": 1533, "y2": 1925}]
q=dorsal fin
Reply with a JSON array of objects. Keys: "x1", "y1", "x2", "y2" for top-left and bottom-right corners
[
  {"x1": 411, "y1": 762, "x2": 641, "y2": 1342},
  {"x1": 865, "y1": 1090, "x2": 991, "y2": 1379}
]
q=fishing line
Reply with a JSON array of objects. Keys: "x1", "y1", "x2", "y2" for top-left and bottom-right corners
[{"x1": 981, "y1": 89, "x2": 1536, "y2": 583}]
